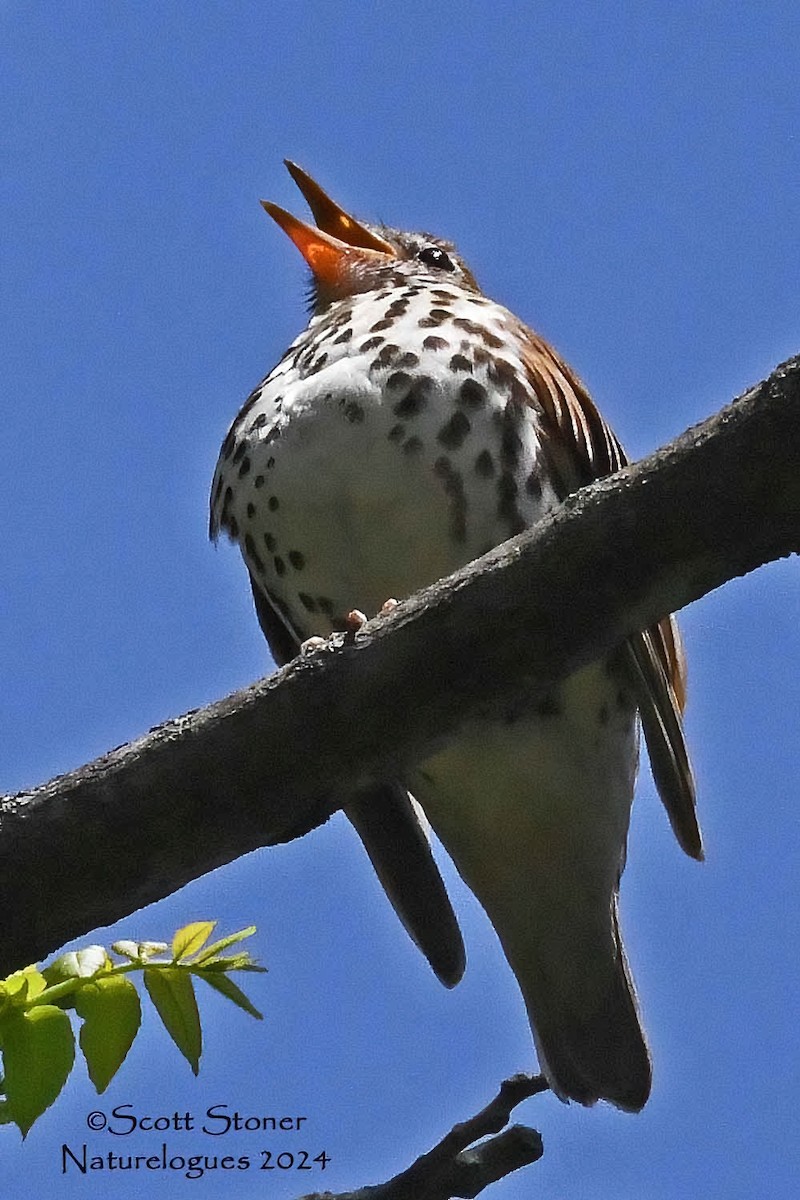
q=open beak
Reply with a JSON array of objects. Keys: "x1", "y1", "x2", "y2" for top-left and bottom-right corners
[
  {"x1": 260, "y1": 162, "x2": 397, "y2": 294},
  {"x1": 283, "y1": 161, "x2": 396, "y2": 253}
]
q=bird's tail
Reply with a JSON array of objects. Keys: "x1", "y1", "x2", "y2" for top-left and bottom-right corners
[{"x1": 519, "y1": 896, "x2": 651, "y2": 1112}]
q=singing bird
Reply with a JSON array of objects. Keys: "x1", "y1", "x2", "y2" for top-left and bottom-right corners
[{"x1": 210, "y1": 162, "x2": 703, "y2": 1111}]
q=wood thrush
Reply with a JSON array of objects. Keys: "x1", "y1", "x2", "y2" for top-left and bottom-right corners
[{"x1": 210, "y1": 162, "x2": 702, "y2": 1111}]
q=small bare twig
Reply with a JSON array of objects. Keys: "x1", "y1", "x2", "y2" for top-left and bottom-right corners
[{"x1": 296, "y1": 1074, "x2": 549, "y2": 1200}]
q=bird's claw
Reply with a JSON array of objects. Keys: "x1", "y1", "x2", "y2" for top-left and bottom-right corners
[
  {"x1": 300, "y1": 635, "x2": 328, "y2": 655},
  {"x1": 343, "y1": 609, "x2": 368, "y2": 644}
]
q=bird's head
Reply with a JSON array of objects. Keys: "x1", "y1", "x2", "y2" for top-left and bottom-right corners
[{"x1": 262, "y1": 161, "x2": 480, "y2": 312}]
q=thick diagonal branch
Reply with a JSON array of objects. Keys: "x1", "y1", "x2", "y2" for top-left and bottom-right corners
[{"x1": 1, "y1": 356, "x2": 798, "y2": 972}]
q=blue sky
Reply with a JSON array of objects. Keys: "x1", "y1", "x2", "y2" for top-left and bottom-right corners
[{"x1": 3, "y1": 2, "x2": 799, "y2": 1196}]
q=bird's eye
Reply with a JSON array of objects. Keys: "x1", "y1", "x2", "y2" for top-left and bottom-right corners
[{"x1": 416, "y1": 245, "x2": 456, "y2": 272}]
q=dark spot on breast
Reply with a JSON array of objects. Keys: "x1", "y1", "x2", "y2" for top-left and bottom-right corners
[
  {"x1": 268, "y1": 495, "x2": 279, "y2": 512},
  {"x1": 433, "y1": 455, "x2": 467, "y2": 542},
  {"x1": 299, "y1": 592, "x2": 317, "y2": 612},
  {"x1": 251, "y1": 412, "x2": 268, "y2": 429},
  {"x1": 274, "y1": 556, "x2": 286, "y2": 576},
  {"x1": 403, "y1": 435, "x2": 423, "y2": 455},
  {"x1": 449, "y1": 354, "x2": 472, "y2": 373},
  {"x1": 526, "y1": 469, "x2": 542, "y2": 498},
  {"x1": 371, "y1": 344, "x2": 400, "y2": 370},
  {"x1": 423, "y1": 335, "x2": 449, "y2": 351},
  {"x1": 475, "y1": 448, "x2": 495, "y2": 477},
  {"x1": 227, "y1": 515, "x2": 239, "y2": 538},
  {"x1": 288, "y1": 550, "x2": 305, "y2": 570},
  {"x1": 263, "y1": 532, "x2": 276, "y2": 552},
  {"x1": 459, "y1": 379, "x2": 487, "y2": 409},
  {"x1": 387, "y1": 423, "x2": 405, "y2": 442},
  {"x1": 317, "y1": 596, "x2": 335, "y2": 617},
  {"x1": 233, "y1": 441, "x2": 248, "y2": 464},
  {"x1": 343, "y1": 400, "x2": 365, "y2": 423},
  {"x1": 385, "y1": 371, "x2": 412, "y2": 396},
  {"x1": 370, "y1": 318, "x2": 394, "y2": 332},
  {"x1": 452, "y1": 318, "x2": 504, "y2": 348},
  {"x1": 418, "y1": 310, "x2": 448, "y2": 328},
  {"x1": 246, "y1": 502, "x2": 256, "y2": 518},
  {"x1": 496, "y1": 404, "x2": 524, "y2": 467},
  {"x1": 437, "y1": 410, "x2": 471, "y2": 449},
  {"x1": 393, "y1": 377, "x2": 432, "y2": 418},
  {"x1": 452, "y1": 317, "x2": 483, "y2": 336},
  {"x1": 237, "y1": 456, "x2": 251, "y2": 478},
  {"x1": 396, "y1": 351, "x2": 420, "y2": 369},
  {"x1": 254, "y1": 475, "x2": 265, "y2": 489},
  {"x1": 360, "y1": 336, "x2": 384, "y2": 351},
  {"x1": 333, "y1": 327, "x2": 353, "y2": 344},
  {"x1": 497, "y1": 470, "x2": 525, "y2": 533}
]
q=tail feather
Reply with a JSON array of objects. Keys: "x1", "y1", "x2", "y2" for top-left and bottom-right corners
[{"x1": 524, "y1": 899, "x2": 651, "y2": 1112}]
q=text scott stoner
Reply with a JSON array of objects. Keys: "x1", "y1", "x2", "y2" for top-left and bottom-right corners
[{"x1": 102, "y1": 1105, "x2": 307, "y2": 1135}]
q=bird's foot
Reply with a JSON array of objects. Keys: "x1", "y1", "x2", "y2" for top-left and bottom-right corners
[
  {"x1": 343, "y1": 609, "x2": 368, "y2": 645},
  {"x1": 300, "y1": 635, "x2": 328, "y2": 655}
]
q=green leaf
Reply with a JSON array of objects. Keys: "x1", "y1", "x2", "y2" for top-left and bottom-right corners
[
  {"x1": 197, "y1": 953, "x2": 263, "y2": 973},
  {"x1": 75, "y1": 975, "x2": 141, "y2": 1094},
  {"x1": 43, "y1": 946, "x2": 108, "y2": 984},
  {"x1": 144, "y1": 968, "x2": 201, "y2": 1074},
  {"x1": 193, "y1": 925, "x2": 257, "y2": 964},
  {"x1": 3, "y1": 967, "x2": 47, "y2": 1005},
  {"x1": 171, "y1": 922, "x2": 216, "y2": 962},
  {"x1": 1, "y1": 1006, "x2": 75, "y2": 1136},
  {"x1": 198, "y1": 970, "x2": 263, "y2": 1020}
]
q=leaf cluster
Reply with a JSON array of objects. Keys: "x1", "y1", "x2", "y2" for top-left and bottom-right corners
[{"x1": 0, "y1": 922, "x2": 264, "y2": 1137}]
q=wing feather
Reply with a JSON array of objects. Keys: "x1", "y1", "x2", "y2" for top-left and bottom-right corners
[
  {"x1": 518, "y1": 328, "x2": 702, "y2": 858},
  {"x1": 245, "y1": 575, "x2": 468, "y2": 981}
]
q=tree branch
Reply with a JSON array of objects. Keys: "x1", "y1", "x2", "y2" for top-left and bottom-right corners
[
  {"x1": 295, "y1": 1074, "x2": 548, "y2": 1200},
  {"x1": 1, "y1": 355, "x2": 799, "y2": 973}
]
